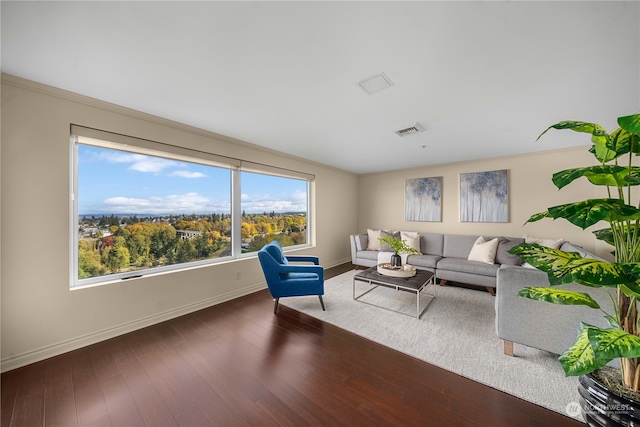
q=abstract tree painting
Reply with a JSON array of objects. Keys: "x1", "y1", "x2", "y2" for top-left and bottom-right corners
[
  {"x1": 405, "y1": 177, "x2": 442, "y2": 222},
  {"x1": 460, "y1": 170, "x2": 508, "y2": 222}
]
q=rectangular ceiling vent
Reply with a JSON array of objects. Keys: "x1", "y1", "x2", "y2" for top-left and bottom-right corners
[
  {"x1": 395, "y1": 123, "x2": 425, "y2": 137},
  {"x1": 357, "y1": 72, "x2": 394, "y2": 95}
]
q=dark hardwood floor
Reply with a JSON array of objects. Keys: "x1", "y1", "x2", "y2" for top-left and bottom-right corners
[{"x1": 2, "y1": 263, "x2": 580, "y2": 426}]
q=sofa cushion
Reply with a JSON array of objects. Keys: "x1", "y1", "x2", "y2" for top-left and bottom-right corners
[
  {"x1": 366, "y1": 229, "x2": 382, "y2": 250},
  {"x1": 467, "y1": 236, "x2": 499, "y2": 264},
  {"x1": 524, "y1": 235, "x2": 565, "y2": 249},
  {"x1": 560, "y1": 242, "x2": 604, "y2": 261},
  {"x1": 354, "y1": 234, "x2": 367, "y2": 251},
  {"x1": 358, "y1": 250, "x2": 380, "y2": 261},
  {"x1": 495, "y1": 237, "x2": 524, "y2": 265},
  {"x1": 379, "y1": 230, "x2": 400, "y2": 252},
  {"x1": 401, "y1": 231, "x2": 422, "y2": 254},
  {"x1": 443, "y1": 235, "x2": 480, "y2": 259},
  {"x1": 407, "y1": 254, "x2": 442, "y2": 269},
  {"x1": 419, "y1": 233, "x2": 444, "y2": 256},
  {"x1": 437, "y1": 257, "x2": 500, "y2": 277}
]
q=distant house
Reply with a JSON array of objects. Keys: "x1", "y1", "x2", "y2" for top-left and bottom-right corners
[{"x1": 176, "y1": 230, "x2": 202, "y2": 240}]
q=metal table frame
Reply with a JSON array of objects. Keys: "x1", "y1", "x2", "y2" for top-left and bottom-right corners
[{"x1": 352, "y1": 267, "x2": 435, "y2": 319}]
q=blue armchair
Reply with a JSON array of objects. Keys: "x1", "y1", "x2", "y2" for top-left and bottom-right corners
[{"x1": 258, "y1": 241, "x2": 325, "y2": 314}]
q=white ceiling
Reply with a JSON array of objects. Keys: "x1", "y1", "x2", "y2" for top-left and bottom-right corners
[{"x1": 2, "y1": 1, "x2": 639, "y2": 174}]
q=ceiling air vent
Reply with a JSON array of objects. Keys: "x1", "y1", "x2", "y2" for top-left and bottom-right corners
[
  {"x1": 357, "y1": 72, "x2": 394, "y2": 95},
  {"x1": 395, "y1": 123, "x2": 425, "y2": 137}
]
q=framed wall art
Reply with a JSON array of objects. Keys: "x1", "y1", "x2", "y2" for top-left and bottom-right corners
[
  {"x1": 460, "y1": 169, "x2": 508, "y2": 222},
  {"x1": 405, "y1": 177, "x2": 442, "y2": 222}
]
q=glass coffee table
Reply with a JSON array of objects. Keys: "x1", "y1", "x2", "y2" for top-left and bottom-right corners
[{"x1": 353, "y1": 265, "x2": 435, "y2": 319}]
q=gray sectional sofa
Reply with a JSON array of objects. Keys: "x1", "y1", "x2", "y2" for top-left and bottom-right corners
[
  {"x1": 350, "y1": 231, "x2": 616, "y2": 358},
  {"x1": 350, "y1": 232, "x2": 523, "y2": 295},
  {"x1": 495, "y1": 246, "x2": 615, "y2": 358}
]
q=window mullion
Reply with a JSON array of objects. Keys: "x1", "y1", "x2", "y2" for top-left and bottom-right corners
[{"x1": 231, "y1": 167, "x2": 242, "y2": 257}]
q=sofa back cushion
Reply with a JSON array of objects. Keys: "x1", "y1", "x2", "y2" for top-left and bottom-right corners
[
  {"x1": 366, "y1": 229, "x2": 382, "y2": 250},
  {"x1": 524, "y1": 235, "x2": 565, "y2": 249},
  {"x1": 419, "y1": 233, "x2": 444, "y2": 256},
  {"x1": 560, "y1": 242, "x2": 605, "y2": 261},
  {"x1": 467, "y1": 236, "x2": 500, "y2": 264},
  {"x1": 495, "y1": 237, "x2": 525, "y2": 265},
  {"x1": 443, "y1": 235, "x2": 483, "y2": 258},
  {"x1": 379, "y1": 230, "x2": 401, "y2": 252},
  {"x1": 401, "y1": 232, "x2": 422, "y2": 254},
  {"x1": 354, "y1": 234, "x2": 367, "y2": 251}
]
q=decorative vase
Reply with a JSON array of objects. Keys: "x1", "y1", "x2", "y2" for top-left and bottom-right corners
[
  {"x1": 578, "y1": 370, "x2": 640, "y2": 426},
  {"x1": 390, "y1": 252, "x2": 402, "y2": 267}
]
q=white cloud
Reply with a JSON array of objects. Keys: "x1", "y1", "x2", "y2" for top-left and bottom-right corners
[
  {"x1": 103, "y1": 192, "x2": 230, "y2": 214},
  {"x1": 104, "y1": 196, "x2": 152, "y2": 206},
  {"x1": 240, "y1": 190, "x2": 308, "y2": 213},
  {"x1": 97, "y1": 151, "x2": 178, "y2": 173},
  {"x1": 169, "y1": 170, "x2": 207, "y2": 178},
  {"x1": 290, "y1": 189, "x2": 307, "y2": 202},
  {"x1": 128, "y1": 157, "x2": 177, "y2": 173}
]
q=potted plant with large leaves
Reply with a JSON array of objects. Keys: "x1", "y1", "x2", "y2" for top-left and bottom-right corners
[{"x1": 509, "y1": 113, "x2": 640, "y2": 424}]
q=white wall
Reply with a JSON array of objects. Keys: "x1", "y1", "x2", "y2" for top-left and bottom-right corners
[
  {"x1": 0, "y1": 75, "x2": 358, "y2": 371},
  {"x1": 357, "y1": 148, "x2": 612, "y2": 258}
]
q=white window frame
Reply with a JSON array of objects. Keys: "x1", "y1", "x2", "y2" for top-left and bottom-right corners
[{"x1": 70, "y1": 126, "x2": 313, "y2": 289}]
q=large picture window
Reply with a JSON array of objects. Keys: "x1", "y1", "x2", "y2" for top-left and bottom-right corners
[
  {"x1": 240, "y1": 171, "x2": 308, "y2": 253},
  {"x1": 72, "y1": 128, "x2": 311, "y2": 288}
]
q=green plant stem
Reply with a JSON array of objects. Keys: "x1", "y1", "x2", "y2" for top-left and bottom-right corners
[{"x1": 628, "y1": 148, "x2": 633, "y2": 203}]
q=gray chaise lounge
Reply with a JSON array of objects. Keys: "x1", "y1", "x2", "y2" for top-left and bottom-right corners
[{"x1": 495, "y1": 243, "x2": 615, "y2": 357}]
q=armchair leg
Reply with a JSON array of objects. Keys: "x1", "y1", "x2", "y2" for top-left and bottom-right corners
[
  {"x1": 318, "y1": 295, "x2": 326, "y2": 311},
  {"x1": 273, "y1": 298, "x2": 280, "y2": 314}
]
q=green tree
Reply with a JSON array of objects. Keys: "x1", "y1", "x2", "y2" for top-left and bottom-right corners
[
  {"x1": 126, "y1": 232, "x2": 151, "y2": 266},
  {"x1": 247, "y1": 234, "x2": 274, "y2": 252},
  {"x1": 78, "y1": 239, "x2": 103, "y2": 278},
  {"x1": 193, "y1": 232, "x2": 214, "y2": 258},
  {"x1": 289, "y1": 231, "x2": 306, "y2": 245},
  {"x1": 104, "y1": 241, "x2": 130, "y2": 272},
  {"x1": 108, "y1": 214, "x2": 120, "y2": 226},
  {"x1": 247, "y1": 233, "x2": 294, "y2": 252},
  {"x1": 175, "y1": 238, "x2": 197, "y2": 263},
  {"x1": 150, "y1": 223, "x2": 177, "y2": 259}
]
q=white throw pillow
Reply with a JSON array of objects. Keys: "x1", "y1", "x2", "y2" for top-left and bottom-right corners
[
  {"x1": 467, "y1": 236, "x2": 499, "y2": 264},
  {"x1": 401, "y1": 232, "x2": 422, "y2": 254},
  {"x1": 366, "y1": 229, "x2": 382, "y2": 250},
  {"x1": 524, "y1": 235, "x2": 565, "y2": 249}
]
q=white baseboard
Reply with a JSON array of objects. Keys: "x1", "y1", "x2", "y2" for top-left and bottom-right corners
[
  {"x1": 324, "y1": 256, "x2": 352, "y2": 269},
  {"x1": 1, "y1": 282, "x2": 268, "y2": 373}
]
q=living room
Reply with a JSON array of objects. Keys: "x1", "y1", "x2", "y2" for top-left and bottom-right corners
[{"x1": 2, "y1": 1, "x2": 639, "y2": 425}]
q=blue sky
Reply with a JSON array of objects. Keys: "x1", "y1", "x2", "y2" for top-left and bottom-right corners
[{"x1": 78, "y1": 145, "x2": 307, "y2": 215}]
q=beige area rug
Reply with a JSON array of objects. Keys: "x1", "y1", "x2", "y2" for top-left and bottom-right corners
[{"x1": 280, "y1": 270, "x2": 582, "y2": 421}]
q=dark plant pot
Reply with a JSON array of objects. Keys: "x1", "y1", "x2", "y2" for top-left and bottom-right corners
[
  {"x1": 390, "y1": 253, "x2": 402, "y2": 267},
  {"x1": 578, "y1": 371, "x2": 640, "y2": 426}
]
